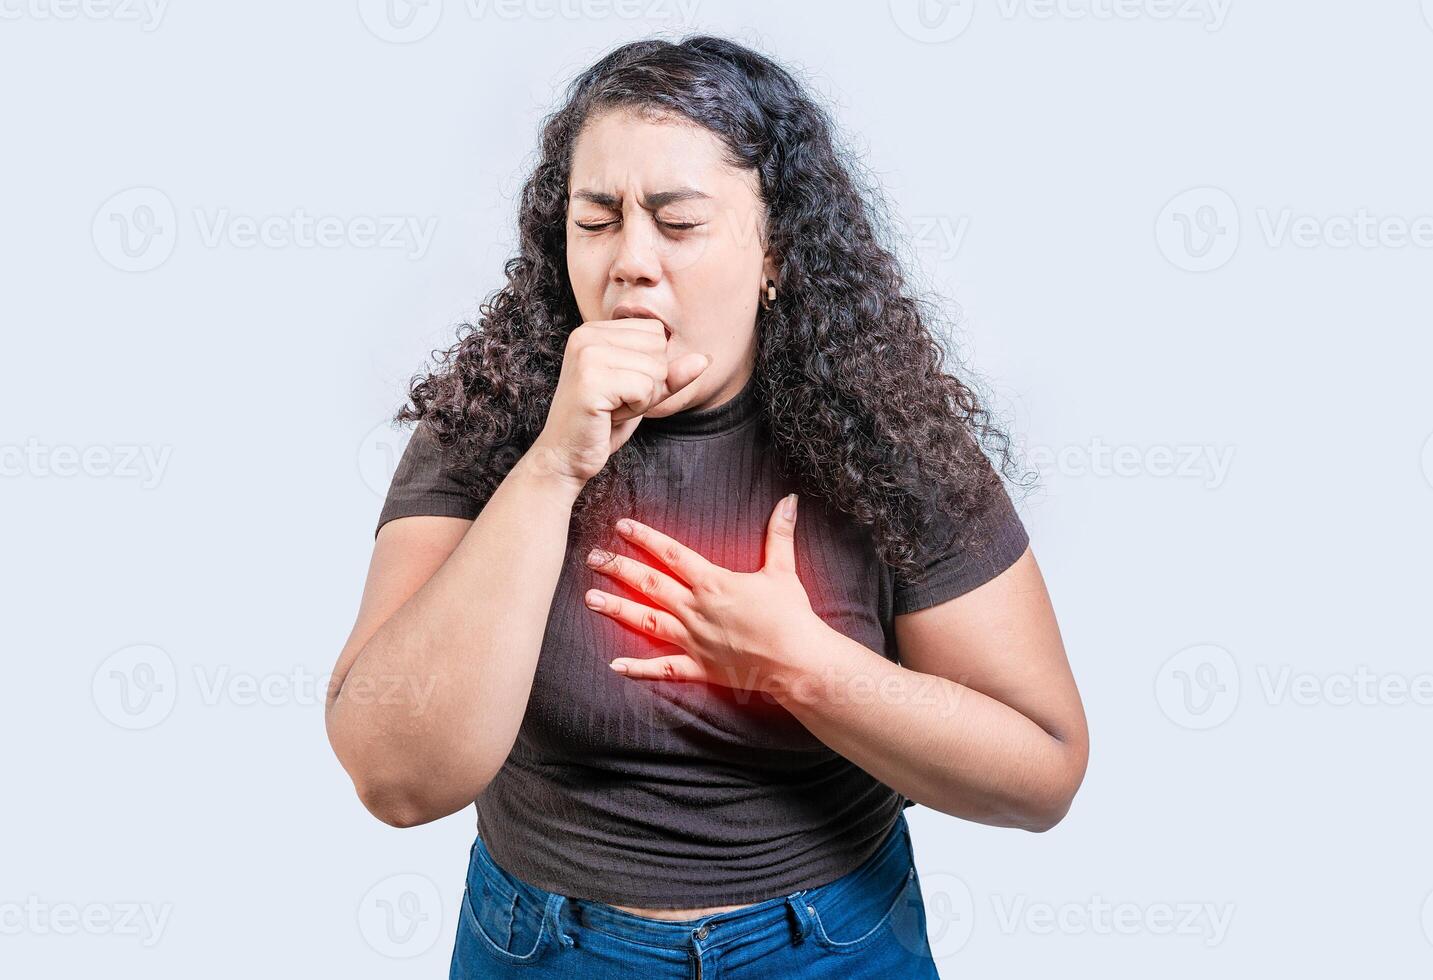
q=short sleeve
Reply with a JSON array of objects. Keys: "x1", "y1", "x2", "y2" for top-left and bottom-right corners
[
  {"x1": 374, "y1": 421, "x2": 484, "y2": 538},
  {"x1": 890, "y1": 477, "x2": 1030, "y2": 615}
]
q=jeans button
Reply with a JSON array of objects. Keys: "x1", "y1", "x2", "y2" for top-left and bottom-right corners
[{"x1": 695, "y1": 925, "x2": 709, "y2": 940}]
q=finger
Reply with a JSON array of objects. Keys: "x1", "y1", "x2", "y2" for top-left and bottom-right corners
[
  {"x1": 592, "y1": 345, "x2": 668, "y2": 378},
  {"x1": 763, "y1": 493, "x2": 799, "y2": 575},
  {"x1": 609, "y1": 653, "x2": 706, "y2": 683},
  {"x1": 610, "y1": 351, "x2": 711, "y2": 423},
  {"x1": 641, "y1": 353, "x2": 713, "y2": 419},
  {"x1": 613, "y1": 518, "x2": 716, "y2": 588},
  {"x1": 603, "y1": 368, "x2": 664, "y2": 417},
  {"x1": 583, "y1": 588, "x2": 688, "y2": 646},
  {"x1": 592, "y1": 323, "x2": 668, "y2": 353},
  {"x1": 585, "y1": 547, "x2": 691, "y2": 615}
]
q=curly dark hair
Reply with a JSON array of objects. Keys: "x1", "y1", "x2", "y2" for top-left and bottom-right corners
[{"x1": 393, "y1": 33, "x2": 1027, "y2": 578}]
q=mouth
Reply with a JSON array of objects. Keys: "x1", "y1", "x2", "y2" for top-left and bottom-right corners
[{"x1": 611, "y1": 305, "x2": 670, "y2": 341}]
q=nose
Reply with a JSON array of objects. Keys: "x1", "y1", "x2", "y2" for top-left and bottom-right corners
[{"x1": 609, "y1": 216, "x2": 664, "y2": 288}]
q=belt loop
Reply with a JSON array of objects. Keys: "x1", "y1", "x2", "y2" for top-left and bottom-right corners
[
  {"x1": 785, "y1": 892, "x2": 816, "y2": 944},
  {"x1": 543, "y1": 893, "x2": 575, "y2": 948}
]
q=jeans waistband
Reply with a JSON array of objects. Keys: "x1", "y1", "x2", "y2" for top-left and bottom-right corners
[{"x1": 470, "y1": 811, "x2": 912, "y2": 953}]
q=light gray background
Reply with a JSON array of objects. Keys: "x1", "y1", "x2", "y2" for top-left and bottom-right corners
[{"x1": 4, "y1": 1, "x2": 1431, "y2": 976}]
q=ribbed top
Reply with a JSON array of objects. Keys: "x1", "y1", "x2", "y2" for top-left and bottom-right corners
[
  {"x1": 374, "y1": 380, "x2": 1031, "y2": 907},
  {"x1": 636, "y1": 368, "x2": 761, "y2": 439}
]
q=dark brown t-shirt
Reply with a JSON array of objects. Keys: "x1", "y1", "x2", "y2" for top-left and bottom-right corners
[{"x1": 375, "y1": 370, "x2": 1029, "y2": 906}]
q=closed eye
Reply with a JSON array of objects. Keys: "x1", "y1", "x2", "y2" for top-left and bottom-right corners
[{"x1": 575, "y1": 220, "x2": 705, "y2": 231}]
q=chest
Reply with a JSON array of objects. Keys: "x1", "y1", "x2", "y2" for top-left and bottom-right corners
[{"x1": 514, "y1": 435, "x2": 899, "y2": 766}]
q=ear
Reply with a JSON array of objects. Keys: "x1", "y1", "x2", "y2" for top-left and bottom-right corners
[{"x1": 761, "y1": 253, "x2": 779, "y2": 288}]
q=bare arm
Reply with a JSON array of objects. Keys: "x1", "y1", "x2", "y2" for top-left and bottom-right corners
[
  {"x1": 326, "y1": 317, "x2": 712, "y2": 828},
  {"x1": 770, "y1": 547, "x2": 1088, "y2": 831},
  {"x1": 324, "y1": 452, "x2": 582, "y2": 828}
]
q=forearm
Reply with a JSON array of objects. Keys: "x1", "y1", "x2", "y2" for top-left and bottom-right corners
[
  {"x1": 326, "y1": 447, "x2": 580, "y2": 823},
  {"x1": 770, "y1": 618, "x2": 1083, "y2": 831}
]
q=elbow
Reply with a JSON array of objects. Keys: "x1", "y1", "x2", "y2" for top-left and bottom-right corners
[
  {"x1": 326, "y1": 711, "x2": 479, "y2": 828},
  {"x1": 355, "y1": 777, "x2": 481, "y2": 829},
  {"x1": 1018, "y1": 738, "x2": 1089, "y2": 834},
  {"x1": 359, "y1": 783, "x2": 437, "y2": 829},
  {"x1": 338, "y1": 738, "x2": 494, "y2": 829},
  {"x1": 1018, "y1": 795, "x2": 1075, "y2": 834},
  {"x1": 325, "y1": 706, "x2": 493, "y2": 828}
]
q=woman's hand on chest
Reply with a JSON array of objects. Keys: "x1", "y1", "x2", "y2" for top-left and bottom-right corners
[{"x1": 581, "y1": 493, "x2": 826, "y2": 696}]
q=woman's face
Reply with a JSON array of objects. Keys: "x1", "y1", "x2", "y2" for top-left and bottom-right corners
[{"x1": 566, "y1": 108, "x2": 777, "y2": 411}]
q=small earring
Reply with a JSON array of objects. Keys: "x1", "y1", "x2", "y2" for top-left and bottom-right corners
[{"x1": 760, "y1": 278, "x2": 777, "y2": 310}]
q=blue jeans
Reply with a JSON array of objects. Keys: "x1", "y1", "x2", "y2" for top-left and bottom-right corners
[{"x1": 450, "y1": 811, "x2": 941, "y2": 978}]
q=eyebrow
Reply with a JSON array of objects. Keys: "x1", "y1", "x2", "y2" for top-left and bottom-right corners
[{"x1": 570, "y1": 187, "x2": 712, "y2": 210}]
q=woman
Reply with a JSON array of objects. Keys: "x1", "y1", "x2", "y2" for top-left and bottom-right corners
[{"x1": 326, "y1": 35, "x2": 1087, "y2": 978}]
